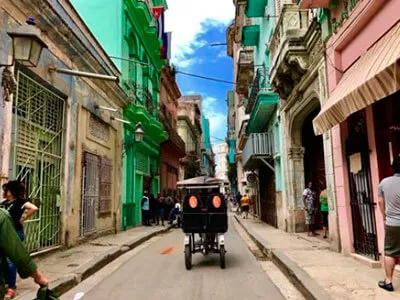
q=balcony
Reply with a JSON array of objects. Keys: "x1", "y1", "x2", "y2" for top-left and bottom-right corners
[
  {"x1": 245, "y1": 0, "x2": 267, "y2": 18},
  {"x1": 122, "y1": 80, "x2": 154, "y2": 114},
  {"x1": 242, "y1": 132, "x2": 274, "y2": 170},
  {"x1": 245, "y1": 69, "x2": 279, "y2": 133},
  {"x1": 297, "y1": 0, "x2": 330, "y2": 9},
  {"x1": 238, "y1": 119, "x2": 249, "y2": 151},
  {"x1": 269, "y1": 4, "x2": 311, "y2": 99},
  {"x1": 236, "y1": 49, "x2": 254, "y2": 96},
  {"x1": 242, "y1": 25, "x2": 260, "y2": 47}
]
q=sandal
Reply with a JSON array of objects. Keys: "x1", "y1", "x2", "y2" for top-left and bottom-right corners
[{"x1": 5, "y1": 288, "x2": 16, "y2": 299}]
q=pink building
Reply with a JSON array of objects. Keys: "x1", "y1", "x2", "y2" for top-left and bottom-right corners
[{"x1": 311, "y1": 0, "x2": 400, "y2": 267}]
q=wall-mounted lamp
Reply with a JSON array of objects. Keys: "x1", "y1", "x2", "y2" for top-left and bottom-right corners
[{"x1": 1, "y1": 17, "x2": 47, "y2": 68}]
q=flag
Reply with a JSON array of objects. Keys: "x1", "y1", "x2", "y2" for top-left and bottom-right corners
[
  {"x1": 152, "y1": 6, "x2": 163, "y2": 20},
  {"x1": 161, "y1": 32, "x2": 172, "y2": 60},
  {"x1": 152, "y1": 6, "x2": 164, "y2": 40}
]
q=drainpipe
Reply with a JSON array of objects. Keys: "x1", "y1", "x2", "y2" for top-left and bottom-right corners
[{"x1": 49, "y1": 67, "x2": 119, "y2": 82}]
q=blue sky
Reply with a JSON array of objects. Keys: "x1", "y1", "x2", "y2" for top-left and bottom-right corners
[{"x1": 165, "y1": 0, "x2": 235, "y2": 148}]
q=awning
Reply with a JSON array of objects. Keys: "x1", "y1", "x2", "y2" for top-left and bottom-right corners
[{"x1": 313, "y1": 22, "x2": 400, "y2": 135}]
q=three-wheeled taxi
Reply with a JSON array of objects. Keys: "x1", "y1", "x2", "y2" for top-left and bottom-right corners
[{"x1": 177, "y1": 176, "x2": 228, "y2": 270}]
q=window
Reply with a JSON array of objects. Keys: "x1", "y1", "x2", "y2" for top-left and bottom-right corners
[{"x1": 99, "y1": 157, "x2": 113, "y2": 214}]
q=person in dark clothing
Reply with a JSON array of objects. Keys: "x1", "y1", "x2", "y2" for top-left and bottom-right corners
[
  {"x1": 149, "y1": 193, "x2": 156, "y2": 224},
  {"x1": 155, "y1": 193, "x2": 165, "y2": 226},
  {"x1": 1, "y1": 180, "x2": 39, "y2": 299}
]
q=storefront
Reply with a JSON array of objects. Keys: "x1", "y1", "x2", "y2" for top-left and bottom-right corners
[{"x1": 314, "y1": 13, "x2": 400, "y2": 261}]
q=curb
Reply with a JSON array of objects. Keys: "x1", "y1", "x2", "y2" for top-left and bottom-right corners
[
  {"x1": 234, "y1": 215, "x2": 332, "y2": 300},
  {"x1": 17, "y1": 225, "x2": 173, "y2": 300}
]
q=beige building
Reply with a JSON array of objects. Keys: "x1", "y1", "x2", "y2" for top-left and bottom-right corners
[
  {"x1": 0, "y1": 0, "x2": 127, "y2": 251},
  {"x1": 269, "y1": 2, "x2": 339, "y2": 251},
  {"x1": 177, "y1": 96, "x2": 203, "y2": 180},
  {"x1": 215, "y1": 143, "x2": 229, "y2": 181}
]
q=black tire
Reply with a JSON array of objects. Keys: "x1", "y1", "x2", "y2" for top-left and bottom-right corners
[
  {"x1": 185, "y1": 245, "x2": 192, "y2": 270},
  {"x1": 220, "y1": 245, "x2": 226, "y2": 269}
]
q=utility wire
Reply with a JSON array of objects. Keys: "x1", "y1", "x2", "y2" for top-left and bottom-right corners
[{"x1": 176, "y1": 71, "x2": 235, "y2": 85}]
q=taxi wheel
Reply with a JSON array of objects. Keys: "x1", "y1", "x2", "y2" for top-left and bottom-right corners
[
  {"x1": 185, "y1": 245, "x2": 192, "y2": 270},
  {"x1": 220, "y1": 245, "x2": 226, "y2": 269}
]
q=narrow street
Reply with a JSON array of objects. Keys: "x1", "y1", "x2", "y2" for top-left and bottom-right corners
[{"x1": 62, "y1": 217, "x2": 286, "y2": 300}]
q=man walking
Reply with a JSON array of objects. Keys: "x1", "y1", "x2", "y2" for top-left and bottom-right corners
[
  {"x1": 378, "y1": 157, "x2": 400, "y2": 292},
  {"x1": 303, "y1": 181, "x2": 316, "y2": 237}
]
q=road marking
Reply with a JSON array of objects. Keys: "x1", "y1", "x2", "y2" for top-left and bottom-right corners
[{"x1": 160, "y1": 246, "x2": 176, "y2": 255}]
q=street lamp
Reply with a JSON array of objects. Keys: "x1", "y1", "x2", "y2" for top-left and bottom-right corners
[
  {"x1": 1, "y1": 17, "x2": 47, "y2": 67},
  {"x1": 134, "y1": 122, "x2": 145, "y2": 142}
]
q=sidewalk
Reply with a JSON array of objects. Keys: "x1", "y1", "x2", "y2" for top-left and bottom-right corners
[
  {"x1": 16, "y1": 225, "x2": 172, "y2": 300},
  {"x1": 234, "y1": 215, "x2": 400, "y2": 300}
]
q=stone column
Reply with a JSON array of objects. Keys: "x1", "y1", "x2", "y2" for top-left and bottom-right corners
[{"x1": 288, "y1": 146, "x2": 306, "y2": 232}]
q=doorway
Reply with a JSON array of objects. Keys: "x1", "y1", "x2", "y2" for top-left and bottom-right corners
[
  {"x1": 302, "y1": 108, "x2": 326, "y2": 230},
  {"x1": 346, "y1": 110, "x2": 379, "y2": 260},
  {"x1": 259, "y1": 164, "x2": 277, "y2": 227}
]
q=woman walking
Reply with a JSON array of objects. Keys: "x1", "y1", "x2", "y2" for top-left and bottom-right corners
[
  {"x1": 320, "y1": 188, "x2": 329, "y2": 239},
  {"x1": 1, "y1": 180, "x2": 39, "y2": 299}
]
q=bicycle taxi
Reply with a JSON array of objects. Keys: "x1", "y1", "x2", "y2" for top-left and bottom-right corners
[{"x1": 177, "y1": 176, "x2": 228, "y2": 270}]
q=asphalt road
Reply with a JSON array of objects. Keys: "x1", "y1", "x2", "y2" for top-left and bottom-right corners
[{"x1": 64, "y1": 218, "x2": 285, "y2": 300}]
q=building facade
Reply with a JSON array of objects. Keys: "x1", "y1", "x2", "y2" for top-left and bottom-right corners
[
  {"x1": 233, "y1": 0, "x2": 284, "y2": 228},
  {"x1": 177, "y1": 95, "x2": 203, "y2": 180},
  {"x1": 268, "y1": 1, "x2": 339, "y2": 250},
  {"x1": 201, "y1": 116, "x2": 215, "y2": 177},
  {"x1": 227, "y1": 2, "x2": 250, "y2": 195},
  {"x1": 215, "y1": 143, "x2": 229, "y2": 181},
  {"x1": 159, "y1": 65, "x2": 185, "y2": 196},
  {"x1": 0, "y1": 0, "x2": 127, "y2": 250},
  {"x1": 73, "y1": 0, "x2": 169, "y2": 229},
  {"x1": 226, "y1": 90, "x2": 238, "y2": 192},
  {"x1": 311, "y1": 0, "x2": 400, "y2": 262}
]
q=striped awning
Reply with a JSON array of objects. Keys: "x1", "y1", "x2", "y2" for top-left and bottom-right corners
[{"x1": 313, "y1": 22, "x2": 400, "y2": 135}]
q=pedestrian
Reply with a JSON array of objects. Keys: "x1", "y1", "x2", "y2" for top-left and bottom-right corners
[
  {"x1": 1, "y1": 180, "x2": 39, "y2": 299},
  {"x1": 303, "y1": 181, "x2": 317, "y2": 237},
  {"x1": 377, "y1": 157, "x2": 400, "y2": 292},
  {"x1": 156, "y1": 193, "x2": 165, "y2": 226},
  {"x1": 236, "y1": 192, "x2": 242, "y2": 215},
  {"x1": 240, "y1": 193, "x2": 250, "y2": 219},
  {"x1": 141, "y1": 190, "x2": 150, "y2": 226},
  {"x1": 320, "y1": 187, "x2": 329, "y2": 239},
  {"x1": 0, "y1": 208, "x2": 49, "y2": 299}
]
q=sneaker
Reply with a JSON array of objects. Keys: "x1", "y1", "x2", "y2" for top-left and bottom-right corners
[{"x1": 379, "y1": 280, "x2": 394, "y2": 292}]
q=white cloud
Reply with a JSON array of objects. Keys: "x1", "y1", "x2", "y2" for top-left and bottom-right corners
[
  {"x1": 217, "y1": 50, "x2": 227, "y2": 58},
  {"x1": 202, "y1": 97, "x2": 227, "y2": 141},
  {"x1": 165, "y1": 0, "x2": 234, "y2": 67}
]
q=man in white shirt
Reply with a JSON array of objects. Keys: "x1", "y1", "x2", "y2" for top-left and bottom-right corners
[{"x1": 141, "y1": 190, "x2": 150, "y2": 226}]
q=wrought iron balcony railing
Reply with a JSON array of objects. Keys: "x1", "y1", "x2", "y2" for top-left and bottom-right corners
[
  {"x1": 245, "y1": 68, "x2": 263, "y2": 114},
  {"x1": 242, "y1": 132, "x2": 274, "y2": 169},
  {"x1": 122, "y1": 80, "x2": 154, "y2": 115}
]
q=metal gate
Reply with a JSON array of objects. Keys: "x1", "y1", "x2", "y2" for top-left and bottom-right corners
[
  {"x1": 81, "y1": 152, "x2": 99, "y2": 235},
  {"x1": 11, "y1": 72, "x2": 65, "y2": 252},
  {"x1": 346, "y1": 111, "x2": 379, "y2": 260}
]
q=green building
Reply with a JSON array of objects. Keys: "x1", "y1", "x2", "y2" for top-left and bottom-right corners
[
  {"x1": 201, "y1": 116, "x2": 215, "y2": 177},
  {"x1": 72, "y1": 0, "x2": 168, "y2": 228}
]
